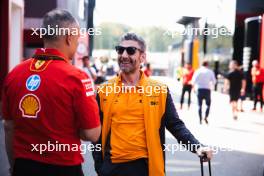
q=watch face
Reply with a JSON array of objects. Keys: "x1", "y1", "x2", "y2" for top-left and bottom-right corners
[{"x1": 77, "y1": 42, "x2": 87, "y2": 55}]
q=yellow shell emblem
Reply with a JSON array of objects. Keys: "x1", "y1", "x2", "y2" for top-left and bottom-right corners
[{"x1": 19, "y1": 94, "x2": 41, "y2": 118}]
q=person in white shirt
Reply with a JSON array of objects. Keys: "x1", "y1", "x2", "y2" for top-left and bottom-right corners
[
  {"x1": 192, "y1": 61, "x2": 216, "y2": 124},
  {"x1": 82, "y1": 56, "x2": 97, "y2": 92}
]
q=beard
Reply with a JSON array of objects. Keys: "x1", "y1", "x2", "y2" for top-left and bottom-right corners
[{"x1": 118, "y1": 56, "x2": 138, "y2": 74}]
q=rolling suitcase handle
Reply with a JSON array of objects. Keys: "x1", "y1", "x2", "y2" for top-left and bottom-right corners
[{"x1": 200, "y1": 154, "x2": 212, "y2": 176}]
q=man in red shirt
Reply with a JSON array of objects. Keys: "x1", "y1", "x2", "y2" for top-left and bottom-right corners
[
  {"x1": 143, "y1": 63, "x2": 152, "y2": 77},
  {"x1": 180, "y1": 63, "x2": 194, "y2": 110},
  {"x1": 1, "y1": 9, "x2": 101, "y2": 176},
  {"x1": 251, "y1": 60, "x2": 264, "y2": 111}
]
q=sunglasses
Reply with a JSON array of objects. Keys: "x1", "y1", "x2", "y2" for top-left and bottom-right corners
[{"x1": 115, "y1": 46, "x2": 142, "y2": 55}]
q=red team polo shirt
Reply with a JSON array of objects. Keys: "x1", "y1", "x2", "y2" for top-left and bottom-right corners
[
  {"x1": 182, "y1": 69, "x2": 194, "y2": 85},
  {"x1": 1, "y1": 48, "x2": 100, "y2": 166},
  {"x1": 251, "y1": 67, "x2": 264, "y2": 84}
]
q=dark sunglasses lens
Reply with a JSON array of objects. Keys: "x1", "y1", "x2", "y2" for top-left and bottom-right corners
[
  {"x1": 126, "y1": 47, "x2": 137, "y2": 55},
  {"x1": 116, "y1": 46, "x2": 125, "y2": 54}
]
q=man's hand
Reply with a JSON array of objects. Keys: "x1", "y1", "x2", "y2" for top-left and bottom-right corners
[{"x1": 196, "y1": 146, "x2": 213, "y2": 162}]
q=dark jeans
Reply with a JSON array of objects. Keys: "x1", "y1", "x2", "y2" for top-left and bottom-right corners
[
  {"x1": 180, "y1": 84, "x2": 192, "y2": 107},
  {"x1": 253, "y1": 83, "x2": 263, "y2": 109},
  {"x1": 99, "y1": 158, "x2": 148, "y2": 176},
  {"x1": 197, "y1": 89, "x2": 211, "y2": 121},
  {"x1": 12, "y1": 158, "x2": 84, "y2": 176}
]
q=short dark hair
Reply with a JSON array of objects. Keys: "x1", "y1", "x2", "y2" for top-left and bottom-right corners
[
  {"x1": 42, "y1": 9, "x2": 77, "y2": 41},
  {"x1": 146, "y1": 63, "x2": 150, "y2": 68},
  {"x1": 82, "y1": 56, "x2": 90, "y2": 61},
  {"x1": 120, "y1": 32, "x2": 146, "y2": 52},
  {"x1": 202, "y1": 61, "x2": 208, "y2": 67}
]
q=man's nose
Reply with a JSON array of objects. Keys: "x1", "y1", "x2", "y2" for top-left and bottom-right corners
[{"x1": 121, "y1": 49, "x2": 129, "y2": 58}]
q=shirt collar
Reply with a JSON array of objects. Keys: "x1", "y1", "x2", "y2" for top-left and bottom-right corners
[
  {"x1": 34, "y1": 48, "x2": 68, "y2": 61},
  {"x1": 117, "y1": 70, "x2": 146, "y2": 87}
]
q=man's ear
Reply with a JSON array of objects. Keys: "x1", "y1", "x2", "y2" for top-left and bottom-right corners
[
  {"x1": 65, "y1": 35, "x2": 72, "y2": 46},
  {"x1": 140, "y1": 52, "x2": 146, "y2": 64}
]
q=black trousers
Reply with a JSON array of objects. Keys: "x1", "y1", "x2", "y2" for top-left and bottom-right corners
[
  {"x1": 12, "y1": 158, "x2": 84, "y2": 176},
  {"x1": 253, "y1": 83, "x2": 263, "y2": 109},
  {"x1": 180, "y1": 84, "x2": 192, "y2": 107},
  {"x1": 99, "y1": 158, "x2": 148, "y2": 176},
  {"x1": 197, "y1": 89, "x2": 211, "y2": 121}
]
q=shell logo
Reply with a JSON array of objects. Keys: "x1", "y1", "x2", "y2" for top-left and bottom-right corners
[{"x1": 19, "y1": 94, "x2": 41, "y2": 118}]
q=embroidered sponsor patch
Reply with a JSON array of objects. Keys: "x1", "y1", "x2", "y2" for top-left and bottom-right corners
[
  {"x1": 35, "y1": 60, "x2": 46, "y2": 69},
  {"x1": 26, "y1": 75, "x2": 41, "y2": 91},
  {"x1": 30, "y1": 59, "x2": 52, "y2": 72},
  {"x1": 19, "y1": 94, "x2": 41, "y2": 118},
  {"x1": 81, "y1": 79, "x2": 94, "y2": 96},
  {"x1": 150, "y1": 101, "x2": 159, "y2": 106}
]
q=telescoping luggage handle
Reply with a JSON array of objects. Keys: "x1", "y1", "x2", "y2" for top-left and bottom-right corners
[{"x1": 200, "y1": 154, "x2": 212, "y2": 176}]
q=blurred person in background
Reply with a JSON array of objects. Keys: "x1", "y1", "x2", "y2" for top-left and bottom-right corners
[
  {"x1": 176, "y1": 66, "x2": 184, "y2": 81},
  {"x1": 143, "y1": 63, "x2": 152, "y2": 77},
  {"x1": 251, "y1": 60, "x2": 264, "y2": 112},
  {"x1": 224, "y1": 60, "x2": 246, "y2": 120},
  {"x1": 93, "y1": 57, "x2": 106, "y2": 87},
  {"x1": 105, "y1": 58, "x2": 118, "y2": 80},
  {"x1": 180, "y1": 63, "x2": 194, "y2": 110},
  {"x1": 82, "y1": 56, "x2": 97, "y2": 91},
  {"x1": 82, "y1": 56, "x2": 97, "y2": 80},
  {"x1": 192, "y1": 61, "x2": 216, "y2": 124},
  {"x1": 238, "y1": 65, "x2": 246, "y2": 112}
]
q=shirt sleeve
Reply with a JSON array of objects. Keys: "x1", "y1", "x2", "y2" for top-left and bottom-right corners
[
  {"x1": 164, "y1": 89, "x2": 201, "y2": 152},
  {"x1": 71, "y1": 72, "x2": 100, "y2": 129}
]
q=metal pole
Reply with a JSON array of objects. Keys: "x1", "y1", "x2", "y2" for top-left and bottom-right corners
[{"x1": 87, "y1": 0, "x2": 95, "y2": 57}]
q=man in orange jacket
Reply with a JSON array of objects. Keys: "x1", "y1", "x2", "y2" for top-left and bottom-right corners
[{"x1": 93, "y1": 33, "x2": 213, "y2": 176}]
